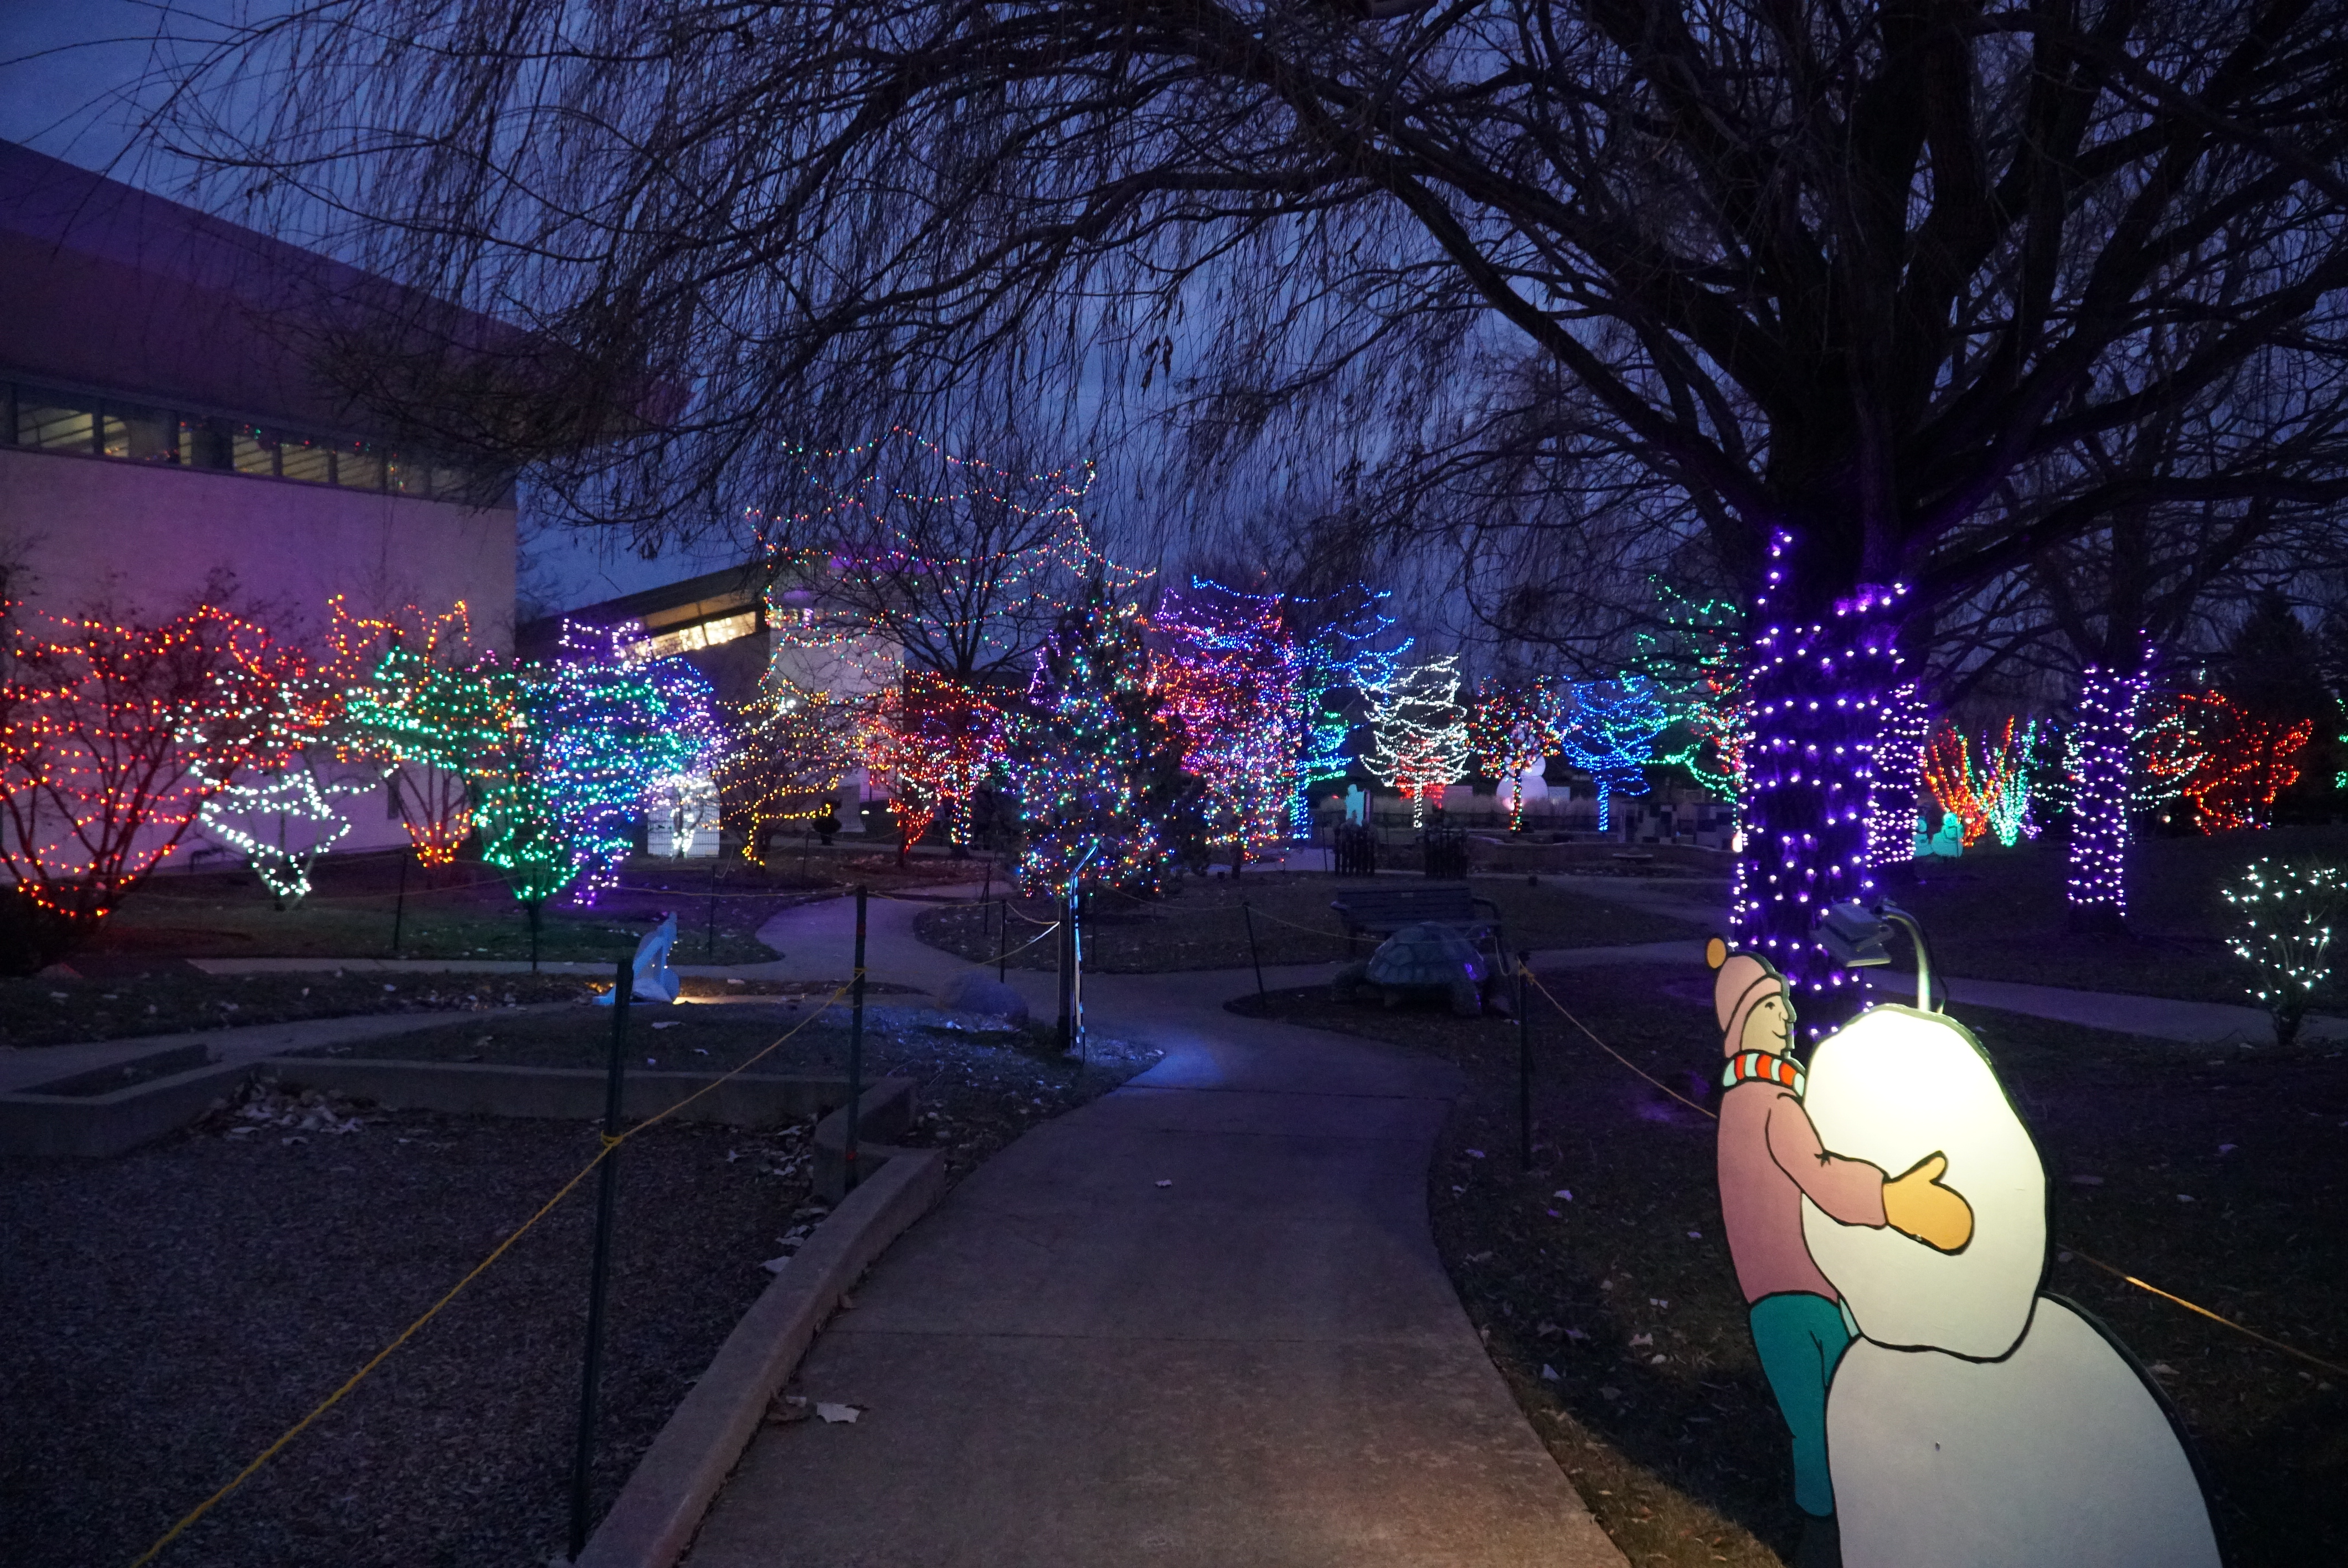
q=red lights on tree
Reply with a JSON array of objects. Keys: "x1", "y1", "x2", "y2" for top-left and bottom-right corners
[
  {"x1": 2162, "y1": 691, "x2": 2311, "y2": 833},
  {"x1": 1, "y1": 600, "x2": 289, "y2": 969},
  {"x1": 866, "y1": 672, "x2": 1006, "y2": 863}
]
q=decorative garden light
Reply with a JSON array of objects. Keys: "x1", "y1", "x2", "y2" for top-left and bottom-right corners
[
  {"x1": 2221, "y1": 857, "x2": 2345, "y2": 1046},
  {"x1": 1554, "y1": 677, "x2": 1669, "y2": 834},
  {"x1": 1150, "y1": 583, "x2": 1298, "y2": 865},
  {"x1": 191, "y1": 650, "x2": 384, "y2": 902},
  {"x1": 867, "y1": 671, "x2": 1006, "y2": 859},
  {"x1": 327, "y1": 597, "x2": 483, "y2": 866},
  {"x1": 1363, "y1": 656, "x2": 1472, "y2": 828}
]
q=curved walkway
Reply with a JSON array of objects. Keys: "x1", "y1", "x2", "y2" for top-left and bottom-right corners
[{"x1": 678, "y1": 894, "x2": 1625, "y2": 1566}]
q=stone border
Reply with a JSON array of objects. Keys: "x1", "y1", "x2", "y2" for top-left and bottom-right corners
[{"x1": 575, "y1": 1142, "x2": 945, "y2": 1568}]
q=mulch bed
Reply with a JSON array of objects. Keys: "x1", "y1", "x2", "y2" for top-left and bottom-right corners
[
  {"x1": 0, "y1": 1009, "x2": 1160, "y2": 1566},
  {"x1": 1228, "y1": 966, "x2": 2347, "y2": 1568},
  {"x1": 0, "y1": 971, "x2": 604, "y2": 1051}
]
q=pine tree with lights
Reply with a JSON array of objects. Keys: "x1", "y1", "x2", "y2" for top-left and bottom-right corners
[
  {"x1": 1467, "y1": 678, "x2": 1567, "y2": 832},
  {"x1": 1556, "y1": 679, "x2": 1668, "y2": 833},
  {"x1": 1010, "y1": 585, "x2": 1190, "y2": 893},
  {"x1": 1363, "y1": 656, "x2": 1472, "y2": 828}
]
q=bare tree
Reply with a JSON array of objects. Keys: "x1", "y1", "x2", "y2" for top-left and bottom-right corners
[{"x1": 165, "y1": 0, "x2": 2348, "y2": 1018}]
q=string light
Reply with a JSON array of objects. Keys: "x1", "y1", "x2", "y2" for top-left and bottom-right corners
[
  {"x1": 327, "y1": 597, "x2": 483, "y2": 866},
  {"x1": 1363, "y1": 656, "x2": 1472, "y2": 828},
  {"x1": 1728, "y1": 537, "x2": 1909, "y2": 1034},
  {"x1": 190, "y1": 643, "x2": 383, "y2": 901},
  {"x1": 1867, "y1": 682, "x2": 1932, "y2": 869},
  {"x1": 1633, "y1": 585, "x2": 1752, "y2": 813},
  {"x1": 714, "y1": 680, "x2": 867, "y2": 859},
  {"x1": 1008, "y1": 587, "x2": 1181, "y2": 891},
  {"x1": 1468, "y1": 678, "x2": 1568, "y2": 832},
  {"x1": 1922, "y1": 718, "x2": 2038, "y2": 850},
  {"x1": 1150, "y1": 582, "x2": 1306, "y2": 864},
  {"x1": 2159, "y1": 691, "x2": 2311, "y2": 833},
  {"x1": 1555, "y1": 678, "x2": 1669, "y2": 833},
  {"x1": 2221, "y1": 858, "x2": 2345, "y2": 1045},
  {"x1": 866, "y1": 672, "x2": 1006, "y2": 858},
  {"x1": 2063, "y1": 649, "x2": 2153, "y2": 925},
  {"x1": 1, "y1": 603, "x2": 286, "y2": 939}
]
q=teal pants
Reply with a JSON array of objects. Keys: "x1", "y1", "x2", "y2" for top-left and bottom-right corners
[{"x1": 1747, "y1": 1292, "x2": 1853, "y2": 1518}]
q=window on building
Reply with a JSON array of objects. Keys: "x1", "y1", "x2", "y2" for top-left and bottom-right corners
[
  {"x1": 336, "y1": 441, "x2": 384, "y2": 492},
  {"x1": 101, "y1": 403, "x2": 177, "y2": 463},
  {"x1": 233, "y1": 426, "x2": 279, "y2": 476},
  {"x1": 622, "y1": 610, "x2": 760, "y2": 663},
  {"x1": 278, "y1": 434, "x2": 334, "y2": 484},
  {"x1": 179, "y1": 417, "x2": 235, "y2": 471},
  {"x1": 16, "y1": 388, "x2": 97, "y2": 453}
]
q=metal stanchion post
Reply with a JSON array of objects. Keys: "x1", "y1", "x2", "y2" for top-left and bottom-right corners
[
  {"x1": 1244, "y1": 901, "x2": 1266, "y2": 1002},
  {"x1": 568, "y1": 957, "x2": 631, "y2": 1561},
  {"x1": 998, "y1": 898, "x2": 1009, "y2": 983},
  {"x1": 845, "y1": 885, "x2": 867, "y2": 1193},
  {"x1": 1055, "y1": 895, "x2": 1073, "y2": 1053},
  {"x1": 705, "y1": 862, "x2": 719, "y2": 960},
  {"x1": 528, "y1": 898, "x2": 542, "y2": 974},
  {"x1": 390, "y1": 849, "x2": 408, "y2": 957},
  {"x1": 1517, "y1": 951, "x2": 1532, "y2": 1172}
]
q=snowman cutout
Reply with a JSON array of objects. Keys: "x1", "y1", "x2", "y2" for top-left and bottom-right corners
[{"x1": 1797, "y1": 976, "x2": 2221, "y2": 1565}]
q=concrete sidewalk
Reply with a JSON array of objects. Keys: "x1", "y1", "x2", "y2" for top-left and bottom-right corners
[{"x1": 681, "y1": 894, "x2": 1625, "y2": 1567}]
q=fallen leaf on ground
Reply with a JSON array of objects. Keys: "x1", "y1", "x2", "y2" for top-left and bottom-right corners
[{"x1": 816, "y1": 1402, "x2": 861, "y2": 1423}]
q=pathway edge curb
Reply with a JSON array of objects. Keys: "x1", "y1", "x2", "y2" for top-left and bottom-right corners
[{"x1": 575, "y1": 1145, "x2": 946, "y2": 1568}]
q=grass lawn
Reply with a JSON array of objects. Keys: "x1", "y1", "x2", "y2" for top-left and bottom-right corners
[
  {"x1": 913, "y1": 871, "x2": 1706, "y2": 973},
  {"x1": 1228, "y1": 966, "x2": 2346, "y2": 1568},
  {"x1": 94, "y1": 853, "x2": 817, "y2": 967},
  {"x1": 1889, "y1": 823, "x2": 2348, "y2": 1007}
]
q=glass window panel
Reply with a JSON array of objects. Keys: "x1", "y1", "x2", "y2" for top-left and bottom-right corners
[
  {"x1": 336, "y1": 442, "x2": 384, "y2": 491},
  {"x1": 278, "y1": 436, "x2": 334, "y2": 484},
  {"x1": 234, "y1": 427, "x2": 279, "y2": 476},
  {"x1": 101, "y1": 404, "x2": 177, "y2": 463},
  {"x1": 17, "y1": 391, "x2": 96, "y2": 452},
  {"x1": 179, "y1": 418, "x2": 235, "y2": 471}
]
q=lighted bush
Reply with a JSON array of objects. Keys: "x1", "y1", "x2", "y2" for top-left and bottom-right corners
[{"x1": 2222, "y1": 858, "x2": 2345, "y2": 1046}]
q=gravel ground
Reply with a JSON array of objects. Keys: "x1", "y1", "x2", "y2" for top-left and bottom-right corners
[
  {"x1": 0, "y1": 971, "x2": 604, "y2": 1051},
  {"x1": 1, "y1": 1014, "x2": 1161, "y2": 1566}
]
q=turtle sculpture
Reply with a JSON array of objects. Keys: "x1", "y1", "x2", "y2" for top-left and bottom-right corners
[{"x1": 1333, "y1": 921, "x2": 1492, "y2": 1017}]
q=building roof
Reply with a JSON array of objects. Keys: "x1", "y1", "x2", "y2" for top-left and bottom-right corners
[{"x1": 0, "y1": 140, "x2": 513, "y2": 437}]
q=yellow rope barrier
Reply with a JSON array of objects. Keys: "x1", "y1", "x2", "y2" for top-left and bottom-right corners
[
  {"x1": 126, "y1": 982, "x2": 852, "y2": 1567},
  {"x1": 1515, "y1": 965, "x2": 2346, "y2": 1382}
]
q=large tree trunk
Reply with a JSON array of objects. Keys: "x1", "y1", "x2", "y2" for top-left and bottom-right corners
[
  {"x1": 2063, "y1": 653, "x2": 2150, "y2": 935},
  {"x1": 1732, "y1": 533, "x2": 1906, "y2": 1039}
]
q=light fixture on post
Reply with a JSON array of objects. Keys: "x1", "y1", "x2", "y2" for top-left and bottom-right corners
[{"x1": 1816, "y1": 900, "x2": 1937, "y2": 1012}]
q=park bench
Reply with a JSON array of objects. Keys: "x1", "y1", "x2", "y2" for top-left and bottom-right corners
[{"x1": 1329, "y1": 881, "x2": 1506, "y2": 963}]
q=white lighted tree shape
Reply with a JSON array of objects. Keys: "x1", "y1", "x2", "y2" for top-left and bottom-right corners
[{"x1": 1364, "y1": 657, "x2": 1471, "y2": 829}]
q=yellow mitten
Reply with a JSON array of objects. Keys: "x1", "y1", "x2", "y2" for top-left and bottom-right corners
[{"x1": 1882, "y1": 1152, "x2": 1975, "y2": 1252}]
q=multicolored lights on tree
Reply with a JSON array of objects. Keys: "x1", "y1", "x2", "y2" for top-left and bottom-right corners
[
  {"x1": 1556, "y1": 678, "x2": 1669, "y2": 833},
  {"x1": 1, "y1": 602, "x2": 286, "y2": 956},
  {"x1": 1009, "y1": 587, "x2": 1182, "y2": 892},
  {"x1": 1150, "y1": 582, "x2": 1303, "y2": 864},
  {"x1": 1922, "y1": 718, "x2": 2038, "y2": 850},
  {"x1": 2062, "y1": 649, "x2": 2154, "y2": 929},
  {"x1": 1634, "y1": 586, "x2": 1752, "y2": 811},
  {"x1": 326, "y1": 597, "x2": 483, "y2": 867},
  {"x1": 1468, "y1": 679, "x2": 1567, "y2": 832},
  {"x1": 1363, "y1": 657, "x2": 1471, "y2": 828},
  {"x1": 866, "y1": 672, "x2": 1006, "y2": 860}
]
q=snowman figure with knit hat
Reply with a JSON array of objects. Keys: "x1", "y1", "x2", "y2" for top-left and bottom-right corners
[{"x1": 1709, "y1": 914, "x2": 2222, "y2": 1568}]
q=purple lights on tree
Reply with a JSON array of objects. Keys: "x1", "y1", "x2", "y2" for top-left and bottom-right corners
[
  {"x1": 1729, "y1": 534, "x2": 1909, "y2": 1037},
  {"x1": 2063, "y1": 646, "x2": 2154, "y2": 933}
]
